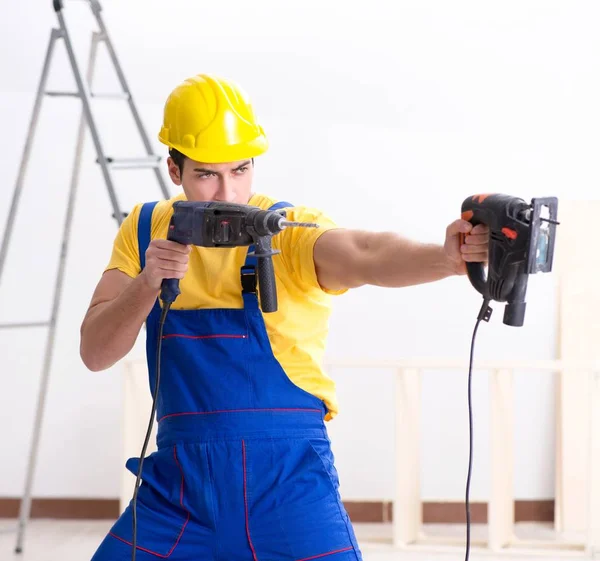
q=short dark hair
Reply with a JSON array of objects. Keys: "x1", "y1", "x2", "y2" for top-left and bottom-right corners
[
  {"x1": 168, "y1": 148, "x2": 255, "y2": 174},
  {"x1": 169, "y1": 148, "x2": 187, "y2": 173}
]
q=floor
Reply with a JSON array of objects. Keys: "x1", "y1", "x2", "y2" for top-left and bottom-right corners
[{"x1": 0, "y1": 520, "x2": 592, "y2": 561}]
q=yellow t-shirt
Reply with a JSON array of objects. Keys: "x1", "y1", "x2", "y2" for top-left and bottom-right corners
[{"x1": 105, "y1": 192, "x2": 346, "y2": 420}]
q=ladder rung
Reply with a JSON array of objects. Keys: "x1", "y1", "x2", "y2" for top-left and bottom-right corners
[
  {"x1": 45, "y1": 91, "x2": 131, "y2": 101},
  {"x1": 91, "y1": 92, "x2": 131, "y2": 100},
  {"x1": 101, "y1": 156, "x2": 161, "y2": 169},
  {"x1": 46, "y1": 91, "x2": 80, "y2": 98},
  {"x1": 0, "y1": 321, "x2": 50, "y2": 330}
]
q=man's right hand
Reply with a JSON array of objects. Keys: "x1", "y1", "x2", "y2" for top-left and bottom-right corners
[{"x1": 140, "y1": 239, "x2": 191, "y2": 290}]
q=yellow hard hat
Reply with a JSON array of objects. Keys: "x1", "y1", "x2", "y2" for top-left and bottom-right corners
[{"x1": 158, "y1": 74, "x2": 268, "y2": 163}]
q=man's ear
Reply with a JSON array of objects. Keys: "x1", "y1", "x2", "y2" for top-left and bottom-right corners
[{"x1": 167, "y1": 156, "x2": 182, "y2": 185}]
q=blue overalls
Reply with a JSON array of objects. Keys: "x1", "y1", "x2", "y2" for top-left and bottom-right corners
[{"x1": 90, "y1": 201, "x2": 363, "y2": 561}]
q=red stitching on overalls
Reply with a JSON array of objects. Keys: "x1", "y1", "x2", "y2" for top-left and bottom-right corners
[
  {"x1": 109, "y1": 445, "x2": 190, "y2": 558},
  {"x1": 158, "y1": 408, "x2": 323, "y2": 422},
  {"x1": 162, "y1": 334, "x2": 247, "y2": 340},
  {"x1": 242, "y1": 440, "x2": 259, "y2": 561},
  {"x1": 295, "y1": 547, "x2": 354, "y2": 561}
]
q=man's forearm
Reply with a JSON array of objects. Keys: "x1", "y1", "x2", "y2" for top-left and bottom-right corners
[
  {"x1": 360, "y1": 231, "x2": 455, "y2": 288},
  {"x1": 80, "y1": 274, "x2": 159, "y2": 371}
]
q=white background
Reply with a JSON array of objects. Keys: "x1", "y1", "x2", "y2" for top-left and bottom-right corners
[{"x1": 0, "y1": 0, "x2": 598, "y2": 505}]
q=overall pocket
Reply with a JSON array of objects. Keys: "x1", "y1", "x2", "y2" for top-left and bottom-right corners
[
  {"x1": 245, "y1": 437, "x2": 360, "y2": 561},
  {"x1": 110, "y1": 446, "x2": 190, "y2": 558}
]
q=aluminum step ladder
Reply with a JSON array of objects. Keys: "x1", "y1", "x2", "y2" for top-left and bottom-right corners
[{"x1": 0, "y1": 0, "x2": 171, "y2": 553}]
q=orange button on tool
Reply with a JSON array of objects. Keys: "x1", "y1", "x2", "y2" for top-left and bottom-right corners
[{"x1": 502, "y1": 227, "x2": 517, "y2": 240}]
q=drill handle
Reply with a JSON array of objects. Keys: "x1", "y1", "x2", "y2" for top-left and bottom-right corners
[
  {"x1": 159, "y1": 214, "x2": 185, "y2": 304},
  {"x1": 465, "y1": 262, "x2": 488, "y2": 300},
  {"x1": 257, "y1": 257, "x2": 277, "y2": 313},
  {"x1": 253, "y1": 236, "x2": 278, "y2": 313},
  {"x1": 460, "y1": 210, "x2": 490, "y2": 300}
]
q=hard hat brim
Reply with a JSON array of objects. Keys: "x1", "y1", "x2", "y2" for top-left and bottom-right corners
[{"x1": 159, "y1": 134, "x2": 268, "y2": 164}]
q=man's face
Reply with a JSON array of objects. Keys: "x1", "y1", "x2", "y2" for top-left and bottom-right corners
[{"x1": 167, "y1": 156, "x2": 254, "y2": 203}]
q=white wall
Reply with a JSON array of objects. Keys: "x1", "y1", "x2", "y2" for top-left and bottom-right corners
[{"x1": 1, "y1": 0, "x2": 599, "y2": 505}]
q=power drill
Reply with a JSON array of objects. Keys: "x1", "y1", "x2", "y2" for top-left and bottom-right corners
[
  {"x1": 459, "y1": 193, "x2": 560, "y2": 561},
  {"x1": 159, "y1": 201, "x2": 319, "y2": 312},
  {"x1": 460, "y1": 193, "x2": 559, "y2": 326}
]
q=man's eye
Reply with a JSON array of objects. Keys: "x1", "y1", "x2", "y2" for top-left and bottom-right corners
[{"x1": 235, "y1": 166, "x2": 248, "y2": 174}]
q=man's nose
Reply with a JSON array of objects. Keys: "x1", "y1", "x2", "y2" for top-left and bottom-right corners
[{"x1": 214, "y1": 176, "x2": 236, "y2": 202}]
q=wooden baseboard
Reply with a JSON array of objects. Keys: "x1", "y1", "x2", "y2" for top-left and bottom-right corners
[
  {"x1": 0, "y1": 498, "x2": 554, "y2": 523},
  {"x1": 344, "y1": 500, "x2": 554, "y2": 524},
  {"x1": 0, "y1": 498, "x2": 118, "y2": 520}
]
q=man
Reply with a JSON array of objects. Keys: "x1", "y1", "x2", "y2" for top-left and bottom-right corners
[{"x1": 82, "y1": 74, "x2": 488, "y2": 561}]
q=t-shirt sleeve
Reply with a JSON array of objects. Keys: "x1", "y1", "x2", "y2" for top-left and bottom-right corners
[
  {"x1": 104, "y1": 203, "x2": 143, "y2": 278},
  {"x1": 275, "y1": 205, "x2": 348, "y2": 296}
]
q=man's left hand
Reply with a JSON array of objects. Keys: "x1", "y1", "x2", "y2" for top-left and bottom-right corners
[{"x1": 444, "y1": 219, "x2": 489, "y2": 275}]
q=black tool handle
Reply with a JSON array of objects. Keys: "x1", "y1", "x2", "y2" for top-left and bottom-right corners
[
  {"x1": 254, "y1": 236, "x2": 278, "y2": 313},
  {"x1": 53, "y1": 0, "x2": 63, "y2": 11},
  {"x1": 159, "y1": 214, "x2": 185, "y2": 304},
  {"x1": 465, "y1": 258, "x2": 488, "y2": 298},
  {"x1": 258, "y1": 258, "x2": 277, "y2": 313},
  {"x1": 460, "y1": 207, "x2": 489, "y2": 299}
]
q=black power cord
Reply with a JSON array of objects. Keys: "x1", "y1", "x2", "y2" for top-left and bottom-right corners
[
  {"x1": 131, "y1": 302, "x2": 171, "y2": 561},
  {"x1": 464, "y1": 298, "x2": 492, "y2": 561}
]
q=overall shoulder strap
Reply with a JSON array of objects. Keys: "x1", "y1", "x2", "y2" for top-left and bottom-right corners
[
  {"x1": 264, "y1": 200, "x2": 293, "y2": 213},
  {"x1": 241, "y1": 200, "x2": 293, "y2": 303},
  {"x1": 137, "y1": 201, "x2": 159, "y2": 270}
]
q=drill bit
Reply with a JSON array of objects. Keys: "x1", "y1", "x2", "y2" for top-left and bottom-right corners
[{"x1": 279, "y1": 220, "x2": 319, "y2": 229}]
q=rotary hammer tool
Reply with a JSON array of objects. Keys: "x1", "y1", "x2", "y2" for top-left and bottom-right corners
[
  {"x1": 159, "y1": 201, "x2": 319, "y2": 312},
  {"x1": 460, "y1": 193, "x2": 559, "y2": 326}
]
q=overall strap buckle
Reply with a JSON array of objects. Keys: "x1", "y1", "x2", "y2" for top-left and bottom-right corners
[{"x1": 240, "y1": 265, "x2": 257, "y2": 294}]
